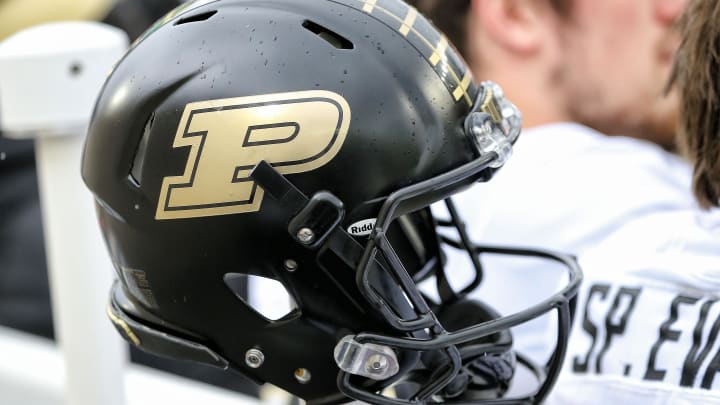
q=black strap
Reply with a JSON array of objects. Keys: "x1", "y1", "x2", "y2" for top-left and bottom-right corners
[{"x1": 250, "y1": 160, "x2": 308, "y2": 213}]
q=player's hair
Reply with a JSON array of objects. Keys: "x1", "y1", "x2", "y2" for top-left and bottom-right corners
[
  {"x1": 673, "y1": 0, "x2": 720, "y2": 208},
  {"x1": 408, "y1": 0, "x2": 571, "y2": 62}
]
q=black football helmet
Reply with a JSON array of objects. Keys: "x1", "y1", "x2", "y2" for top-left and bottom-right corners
[{"x1": 82, "y1": 0, "x2": 582, "y2": 403}]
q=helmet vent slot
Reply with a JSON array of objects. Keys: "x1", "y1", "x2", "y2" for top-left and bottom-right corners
[
  {"x1": 174, "y1": 10, "x2": 218, "y2": 26},
  {"x1": 302, "y1": 20, "x2": 354, "y2": 50},
  {"x1": 224, "y1": 273, "x2": 298, "y2": 321}
]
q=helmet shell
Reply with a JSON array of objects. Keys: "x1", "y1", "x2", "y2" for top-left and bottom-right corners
[{"x1": 83, "y1": 0, "x2": 480, "y2": 400}]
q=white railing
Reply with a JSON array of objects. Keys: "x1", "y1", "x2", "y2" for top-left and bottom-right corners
[
  {"x1": 0, "y1": 326, "x2": 260, "y2": 405},
  {"x1": 0, "y1": 21, "x2": 262, "y2": 405}
]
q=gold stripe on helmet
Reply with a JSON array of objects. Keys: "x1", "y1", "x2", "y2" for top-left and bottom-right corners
[
  {"x1": 362, "y1": 0, "x2": 377, "y2": 13},
  {"x1": 480, "y1": 87, "x2": 503, "y2": 123},
  {"x1": 429, "y1": 36, "x2": 449, "y2": 66},
  {"x1": 453, "y1": 72, "x2": 473, "y2": 103},
  {"x1": 399, "y1": 7, "x2": 417, "y2": 36}
]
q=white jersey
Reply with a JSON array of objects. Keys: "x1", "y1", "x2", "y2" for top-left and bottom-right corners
[
  {"x1": 549, "y1": 208, "x2": 720, "y2": 404},
  {"x1": 431, "y1": 123, "x2": 697, "y2": 363}
]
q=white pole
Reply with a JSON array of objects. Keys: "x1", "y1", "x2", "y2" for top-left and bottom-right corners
[{"x1": 0, "y1": 22, "x2": 129, "y2": 405}]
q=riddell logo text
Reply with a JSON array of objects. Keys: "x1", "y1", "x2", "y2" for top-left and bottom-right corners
[{"x1": 347, "y1": 219, "x2": 376, "y2": 236}]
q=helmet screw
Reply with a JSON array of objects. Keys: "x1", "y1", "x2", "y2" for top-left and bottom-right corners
[
  {"x1": 284, "y1": 259, "x2": 298, "y2": 272},
  {"x1": 296, "y1": 228, "x2": 315, "y2": 244},
  {"x1": 294, "y1": 368, "x2": 311, "y2": 384},
  {"x1": 365, "y1": 354, "x2": 388, "y2": 374},
  {"x1": 245, "y1": 348, "x2": 265, "y2": 368}
]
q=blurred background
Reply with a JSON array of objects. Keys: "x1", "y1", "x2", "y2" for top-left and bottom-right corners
[{"x1": 0, "y1": 0, "x2": 262, "y2": 403}]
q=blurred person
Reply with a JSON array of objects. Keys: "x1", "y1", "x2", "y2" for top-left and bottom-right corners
[
  {"x1": 0, "y1": 0, "x2": 258, "y2": 396},
  {"x1": 413, "y1": 0, "x2": 684, "y2": 148},
  {"x1": 408, "y1": 0, "x2": 696, "y2": 371},
  {"x1": 547, "y1": 2, "x2": 720, "y2": 402},
  {"x1": 548, "y1": 174, "x2": 720, "y2": 404}
]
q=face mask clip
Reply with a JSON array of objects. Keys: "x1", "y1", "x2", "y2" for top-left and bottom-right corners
[{"x1": 465, "y1": 81, "x2": 523, "y2": 168}]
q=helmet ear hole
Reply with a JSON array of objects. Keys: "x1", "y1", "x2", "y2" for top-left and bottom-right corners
[
  {"x1": 129, "y1": 113, "x2": 154, "y2": 187},
  {"x1": 224, "y1": 273, "x2": 299, "y2": 321}
]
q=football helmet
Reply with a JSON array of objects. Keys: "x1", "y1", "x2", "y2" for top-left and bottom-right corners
[{"x1": 82, "y1": 0, "x2": 582, "y2": 403}]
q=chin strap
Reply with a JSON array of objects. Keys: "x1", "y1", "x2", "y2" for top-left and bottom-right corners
[
  {"x1": 249, "y1": 160, "x2": 370, "y2": 269},
  {"x1": 431, "y1": 299, "x2": 516, "y2": 400}
]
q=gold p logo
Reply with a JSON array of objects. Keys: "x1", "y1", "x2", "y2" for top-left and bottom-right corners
[{"x1": 156, "y1": 90, "x2": 351, "y2": 220}]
